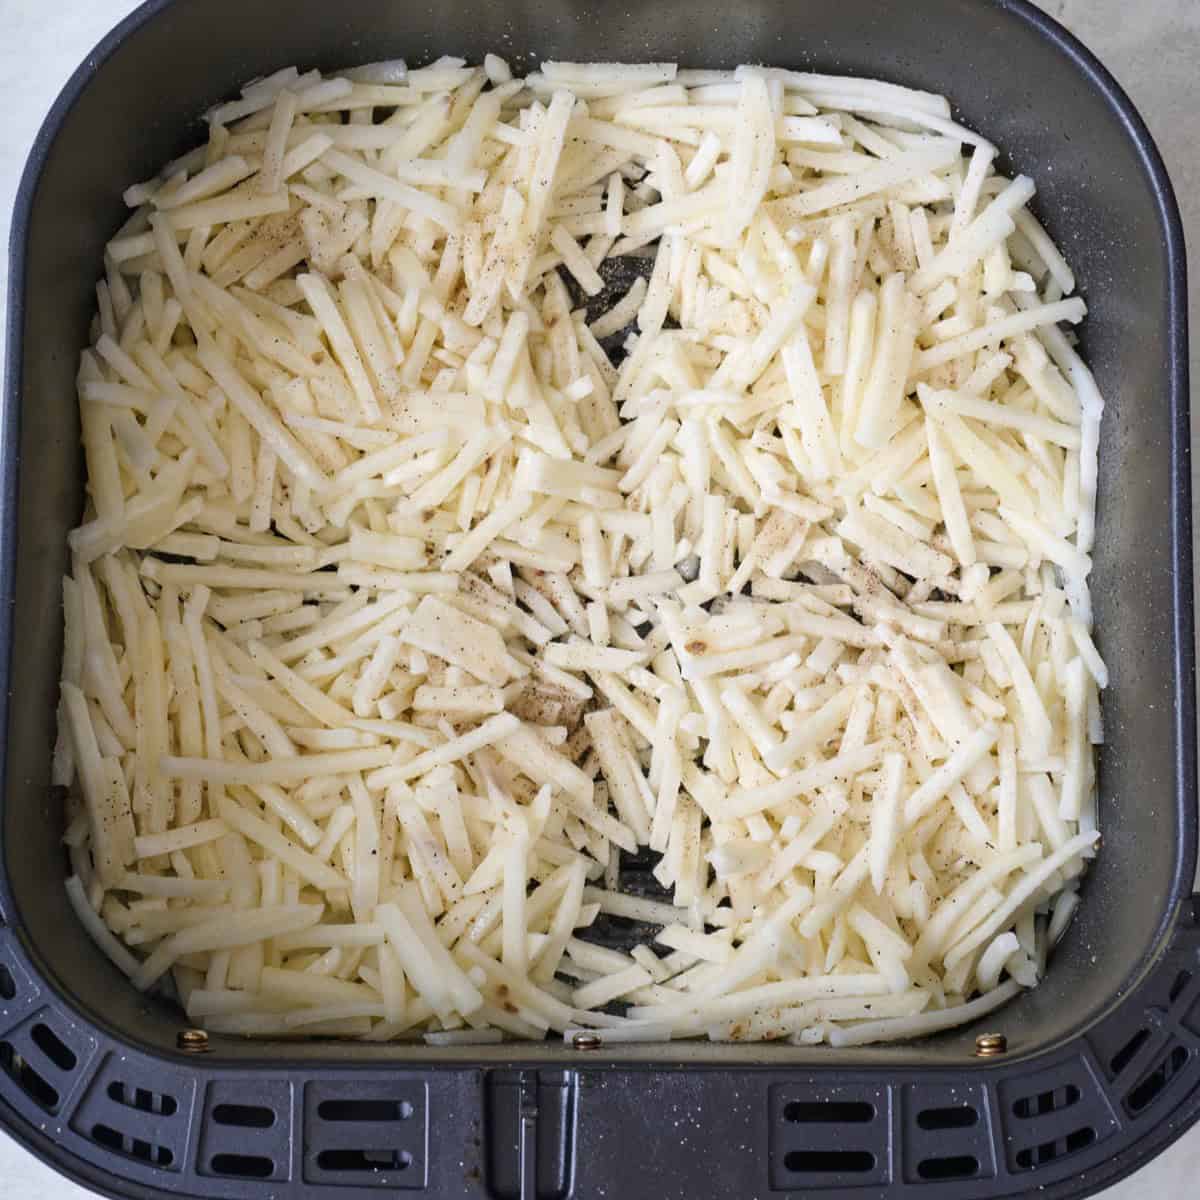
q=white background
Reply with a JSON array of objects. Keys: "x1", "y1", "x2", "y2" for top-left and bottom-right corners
[{"x1": 0, "y1": 0, "x2": 1196, "y2": 1195}]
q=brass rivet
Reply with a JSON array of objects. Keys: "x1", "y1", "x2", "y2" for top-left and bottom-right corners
[
  {"x1": 177, "y1": 1028, "x2": 210, "y2": 1054},
  {"x1": 975, "y1": 1032, "x2": 1007, "y2": 1057},
  {"x1": 571, "y1": 1031, "x2": 602, "y2": 1051}
]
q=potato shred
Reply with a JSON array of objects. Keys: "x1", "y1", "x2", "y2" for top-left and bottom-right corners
[{"x1": 57, "y1": 56, "x2": 1106, "y2": 1045}]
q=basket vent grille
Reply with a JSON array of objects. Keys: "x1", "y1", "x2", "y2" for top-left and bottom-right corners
[
  {"x1": 107, "y1": 1080, "x2": 178, "y2": 1117},
  {"x1": 31, "y1": 1021, "x2": 76, "y2": 1071},
  {"x1": 1012, "y1": 1084, "x2": 1081, "y2": 1119},
  {"x1": 212, "y1": 1101, "x2": 274, "y2": 1128},
  {"x1": 318, "y1": 1098, "x2": 414, "y2": 1122},
  {"x1": 90, "y1": 1122, "x2": 174, "y2": 1168},
  {"x1": 1169, "y1": 970, "x2": 1193, "y2": 1003},
  {"x1": 0, "y1": 1041, "x2": 57, "y2": 1112},
  {"x1": 916, "y1": 1154, "x2": 979, "y2": 1180},
  {"x1": 198, "y1": 1078, "x2": 290, "y2": 1183},
  {"x1": 1111, "y1": 1028, "x2": 1151, "y2": 1077},
  {"x1": 315, "y1": 1148, "x2": 414, "y2": 1172},
  {"x1": 916, "y1": 1104, "x2": 978, "y2": 1130},
  {"x1": 900, "y1": 1083, "x2": 995, "y2": 1184},
  {"x1": 783, "y1": 1099, "x2": 874, "y2": 1124},
  {"x1": 1014, "y1": 1124, "x2": 1096, "y2": 1169},
  {"x1": 1125, "y1": 1043, "x2": 1191, "y2": 1117},
  {"x1": 784, "y1": 1150, "x2": 875, "y2": 1173},
  {"x1": 209, "y1": 1152, "x2": 275, "y2": 1178},
  {"x1": 304, "y1": 1079, "x2": 427, "y2": 1188},
  {"x1": 771, "y1": 1084, "x2": 892, "y2": 1188}
]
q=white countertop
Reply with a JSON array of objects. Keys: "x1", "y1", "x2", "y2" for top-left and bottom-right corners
[{"x1": 0, "y1": 0, "x2": 1196, "y2": 1196}]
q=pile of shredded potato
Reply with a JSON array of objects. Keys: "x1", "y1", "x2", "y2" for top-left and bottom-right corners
[{"x1": 56, "y1": 56, "x2": 1107, "y2": 1045}]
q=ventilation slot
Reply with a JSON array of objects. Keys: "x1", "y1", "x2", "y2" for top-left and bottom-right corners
[
  {"x1": 91, "y1": 1123, "x2": 173, "y2": 1167},
  {"x1": 200, "y1": 1082, "x2": 290, "y2": 1184},
  {"x1": 1013, "y1": 1084, "x2": 1081, "y2": 1119},
  {"x1": 783, "y1": 1150, "x2": 875, "y2": 1173},
  {"x1": 0, "y1": 964, "x2": 14, "y2": 1001},
  {"x1": 213, "y1": 1102, "x2": 275, "y2": 1128},
  {"x1": 0, "y1": 1041, "x2": 58, "y2": 1112},
  {"x1": 1110, "y1": 1028, "x2": 1150, "y2": 1076},
  {"x1": 317, "y1": 1098, "x2": 413, "y2": 1122},
  {"x1": 316, "y1": 1149, "x2": 413, "y2": 1172},
  {"x1": 30, "y1": 1023, "x2": 76, "y2": 1071},
  {"x1": 917, "y1": 1105, "x2": 978, "y2": 1131},
  {"x1": 307, "y1": 1083, "x2": 426, "y2": 1186},
  {"x1": 917, "y1": 1155, "x2": 979, "y2": 1180},
  {"x1": 210, "y1": 1152, "x2": 274, "y2": 1178},
  {"x1": 783, "y1": 1099, "x2": 874, "y2": 1124},
  {"x1": 107, "y1": 1081, "x2": 178, "y2": 1117},
  {"x1": 1015, "y1": 1126, "x2": 1095, "y2": 1170},
  {"x1": 771, "y1": 1086, "x2": 889, "y2": 1190},
  {"x1": 1169, "y1": 970, "x2": 1192, "y2": 1003},
  {"x1": 1126, "y1": 1045, "x2": 1190, "y2": 1116}
]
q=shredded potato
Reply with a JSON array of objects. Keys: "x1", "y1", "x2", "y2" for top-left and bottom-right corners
[{"x1": 59, "y1": 55, "x2": 1105, "y2": 1046}]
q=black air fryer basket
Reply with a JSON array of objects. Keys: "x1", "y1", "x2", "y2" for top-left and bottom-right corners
[{"x1": 1, "y1": 1, "x2": 1196, "y2": 1197}]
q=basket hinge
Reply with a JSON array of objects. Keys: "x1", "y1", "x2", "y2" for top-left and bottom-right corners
[{"x1": 484, "y1": 1069, "x2": 577, "y2": 1200}]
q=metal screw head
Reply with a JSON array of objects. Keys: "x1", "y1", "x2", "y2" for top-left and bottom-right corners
[
  {"x1": 571, "y1": 1031, "x2": 602, "y2": 1051},
  {"x1": 975, "y1": 1032, "x2": 1007, "y2": 1057},
  {"x1": 177, "y1": 1028, "x2": 210, "y2": 1054}
]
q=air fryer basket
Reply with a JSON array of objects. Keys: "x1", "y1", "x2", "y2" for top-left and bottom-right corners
[{"x1": 1, "y1": 0, "x2": 1195, "y2": 1196}]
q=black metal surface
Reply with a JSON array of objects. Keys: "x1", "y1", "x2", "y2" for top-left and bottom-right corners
[
  {"x1": 0, "y1": 0, "x2": 1195, "y2": 1197},
  {"x1": 0, "y1": 909, "x2": 1197, "y2": 1199}
]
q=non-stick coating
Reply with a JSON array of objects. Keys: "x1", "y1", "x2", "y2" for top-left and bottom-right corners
[{"x1": 2, "y1": 0, "x2": 1193, "y2": 1066}]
